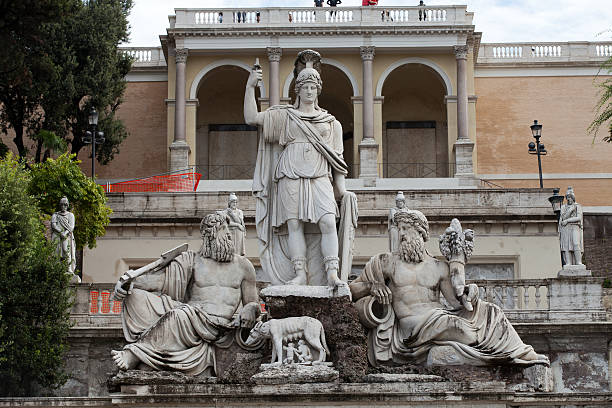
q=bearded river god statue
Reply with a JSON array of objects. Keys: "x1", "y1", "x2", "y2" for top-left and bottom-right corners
[
  {"x1": 349, "y1": 210, "x2": 549, "y2": 367},
  {"x1": 110, "y1": 213, "x2": 260, "y2": 375},
  {"x1": 244, "y1": 50, "x2": 358, "y2": 288}
]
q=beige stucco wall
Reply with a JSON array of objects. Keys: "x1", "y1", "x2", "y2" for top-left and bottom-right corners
[
  {"x1": 84, "y1": 221, "x2": 560, "y2": 283},
  {"x1": 475, "y1": 75, "x2": 612, "y2": 205}
]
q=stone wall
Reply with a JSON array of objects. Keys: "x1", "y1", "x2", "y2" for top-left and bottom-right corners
[
  {"x1": 474, "y1": 75, "x2": 612, "y2": 206},
  {"x1": 584, "y1": 214, "x2": 612, "y2": 279}
]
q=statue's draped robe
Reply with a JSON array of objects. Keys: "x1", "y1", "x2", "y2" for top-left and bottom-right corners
[
  {"x1": 120, "y1": 251, "x2": 232, "y2": 375},
  {"x1": 359, "y1": 254, "x2": 549, "y2": 366},
  {"x1": 50, "y1": 211, "x2": 76, "y2": 274},
  {"x1": 559, "y1": 203, "x2": 583, "y2": 252},
  {"x1": 253, "y1": 106, "x2": 355, "y2": 284}
]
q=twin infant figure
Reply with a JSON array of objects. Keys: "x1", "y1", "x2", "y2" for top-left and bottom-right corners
[{"x1": 283, "y1": 340, "x2": 313, "y2": 364}]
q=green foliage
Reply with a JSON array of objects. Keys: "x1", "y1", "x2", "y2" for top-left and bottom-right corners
[
  {"x1": 603, "y1": 278, "x2": 611, "y2": 289},
  {"x1": 0, "y1": 154, "x2": 72, "y2": 396},
  {"x1": 589, "y1": 46, "x2": 612, "y2": 142},
  {"x1": 28, "y1": 153, "x2": 111, "y2": 250},
  {"x1": 0, "y1": 0, "x2": 77, "y2": 158},
  {"x1": 0, "y1": 0, "x2": 133, "y2": 163}
]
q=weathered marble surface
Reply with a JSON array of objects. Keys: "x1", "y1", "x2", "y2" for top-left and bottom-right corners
[
  {"x1": 222, "y1": 192, "x2": 246, "y2": 256},
  {"x1": 262, "y1": 289, "x2": 368, "y2": 382},
  {"x1": 350, "y1": 210, "x2": 549, "y2": 367},
  {"x1": 252, "y1": 363, "x2": 338, "y2": 385},
  {"x1": 244, "y1": 49, "x2": 356, "y2": 287},
  {"x1": 110, "y1": 213, "x2": 260, "y2": 375},
  {"x1": 245, "y1": 317, "x2": 329, "y2": 365},
  {"x1": 559, "y1": 186, "x2": 584, "y2": 267},
  {"x1": 50, "y1": 196, "x2": 80, "y2": 282}
]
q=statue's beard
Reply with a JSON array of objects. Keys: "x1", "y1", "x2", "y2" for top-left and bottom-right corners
[
  {"x1": 200, "y1": 232, "x2": 235, "y2": 262},
  {"x1": 399, "y1": 229, "x2": 425, "y2": 263}
]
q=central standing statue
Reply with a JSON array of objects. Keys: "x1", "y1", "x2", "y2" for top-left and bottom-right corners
[{"x1": 245, "y1": 50, "x2": 357, "y2": 287}]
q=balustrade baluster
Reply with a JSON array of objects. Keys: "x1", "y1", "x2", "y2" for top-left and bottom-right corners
[
  {"x1": 523, "y1": 285, "x2": 530, "y2": 309},
  {"x1": 512, "y1": 285, "x2": 519, "y2": 309},
  {"x1": 501, "y1": 286, "x2": 508, "y2": 309},
  {"x1": 535, "y1": 285, "x2": 541, "y2": 308}
]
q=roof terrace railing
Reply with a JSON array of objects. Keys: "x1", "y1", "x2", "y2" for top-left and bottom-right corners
[
  {"x1": 171, "y1": 5, "x2": 472, "y2": 28},
  {"x1": 478, "y1": 42, "x2": 612, "y2": 64},
  {"x1": 121, "y1": 46, "x2": 166, "y2": 67}
]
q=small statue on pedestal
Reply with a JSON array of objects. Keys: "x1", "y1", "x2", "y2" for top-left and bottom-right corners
[
  {"x1": 559, "y1": 186, "x2": 583, "y2": 267},
  {"x1": 224, "y1": 193, "x2": 246, "y2": 256},
  {"x1": 51, "y1": 196, "x2": 80, "y2": 283},
  {"x1": 388, "y1": 191, "x2": 408, "y2": 253}
]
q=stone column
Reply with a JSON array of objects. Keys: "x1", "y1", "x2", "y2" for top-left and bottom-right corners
[
  {"x1": 453, "y1": 45, "x2": 474, "y2": 179},
  {"x1": 170, "y1": 48, "x2": 190, "y2": 172},
  {"x1": 359, "y1": 46, "x2": 379, "y2": 185},
  {"x1": 267, "y1": 47, "x2": 282, "y2": 106}
]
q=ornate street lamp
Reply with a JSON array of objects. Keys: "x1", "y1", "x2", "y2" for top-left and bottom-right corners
[
  {"x1": 528, "y1": 120, "x2": 547, "y2": 188},
  {"x1": 83, "y1": 107, "x2": 105, "y2": 179}
]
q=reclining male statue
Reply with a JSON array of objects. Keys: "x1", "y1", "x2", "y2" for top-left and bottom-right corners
[
  {"x1": 110, "y1": 213, "x2": 260, "y2": 375},
  {"x1": 349, "y1": 209, "x2": 549, "y2": 367}
]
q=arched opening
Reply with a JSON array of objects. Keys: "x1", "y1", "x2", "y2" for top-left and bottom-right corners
[
  {"x1": 288, "y1": 64, "x2": 355, "y2": 176},
  {"x1": 195, "y1": 65, "x2": 261, "y2": 179},
  {"x1": 381, "y1": 63, "x2": 449, "y2": 178}
]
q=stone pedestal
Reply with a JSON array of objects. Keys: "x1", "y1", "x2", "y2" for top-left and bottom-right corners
[
  {"x1": 260, "y1": 285, "x2": 367, "y2": 382},
  {"x1": 358, "y1": 138, "x2": 379, "y2": 187},
  {"x1": 557, "y1": 264, "x2": 592, "y2": 277},
  {"x1": 252, "y1": 363, "x2": 338, "y2": 385},
  {"x1": 169, "y1": 140, "x2": 190, "y2": 172},
  {"x1": 453, "y1": 138, "x2": 475, "y2": 178}
]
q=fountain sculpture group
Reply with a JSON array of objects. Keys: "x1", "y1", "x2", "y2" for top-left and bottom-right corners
[{"x1": 110, "y1": 50, "x2": 553, "y2": 386}]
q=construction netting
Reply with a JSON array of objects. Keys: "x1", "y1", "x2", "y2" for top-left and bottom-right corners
[{"x1": 101, "y1": 171, "x2": 201, "y2": 193}]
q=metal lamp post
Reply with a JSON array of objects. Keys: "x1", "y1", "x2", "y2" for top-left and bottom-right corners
[
  {"x1": 528, "y1": 120, "x2": 547, "y2": 188},
  {"x1": 83, "y1": 107, "x2": 105, "y2": 179}
]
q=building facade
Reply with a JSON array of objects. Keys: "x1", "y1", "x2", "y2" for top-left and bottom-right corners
[{"x1": 70, "y1": 5, "x2": 612, "y2": 284}]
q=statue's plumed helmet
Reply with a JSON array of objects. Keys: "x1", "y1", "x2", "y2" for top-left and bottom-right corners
[
  {"x1": 394, "y1": 209, "x2": 430, "y2": 242},
  {"x1": 228, "y1": 192, "x2": 238, "y2": 203},
  {"x1": 565, "y1": 186, "x2": 575, "y2": 201},
  {"x1": 293, "y1": 49, "x2": 323, "y2": 95},
  {"x1": 60, "y1": 196, "x2": 69, "y2": 206}
]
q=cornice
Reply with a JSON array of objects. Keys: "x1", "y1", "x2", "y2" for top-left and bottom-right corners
[{"x1": 166, "y1": 25, "x2": 475, "y2": 39}]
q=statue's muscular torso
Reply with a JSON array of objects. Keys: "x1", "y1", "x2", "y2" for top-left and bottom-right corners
[
  {"x1": 389, "y1": 256, "x2": 447, "y2": 322},
  {"x1": 188, "y1": 255, "x2": 253, "y2": 323}
]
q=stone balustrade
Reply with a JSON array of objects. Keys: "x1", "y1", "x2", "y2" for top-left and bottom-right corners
[
  {"x1": 70, "y1": 276, "x2": 605, "y2": 328},
  {"x1": 478, "y1": 42, "x2": 612, "y2": 64},
  {"x1": 173, "y1": 5, "x2": 471, "y2": 27},
  {"x1": 121, "y1": 47, "x2": 165, "y2": 67}
]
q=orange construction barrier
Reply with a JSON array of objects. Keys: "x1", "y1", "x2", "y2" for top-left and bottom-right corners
[{"x1": 102, "y1": 172, "x2": 201, "y2": 193}]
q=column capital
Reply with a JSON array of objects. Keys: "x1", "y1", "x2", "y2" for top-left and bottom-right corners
[
  {"x1": 360, "y1": 46, "x2": 375, "y2": 61},
  {"x1": 266, "y1": 47, "x2": 282, "y2": 62},
  {"x1": 175, "y1": 48, "x2": 188, "y2": 64},
  {"x1": 453, "y1": 45, "x2": 468, "y2": 60}
]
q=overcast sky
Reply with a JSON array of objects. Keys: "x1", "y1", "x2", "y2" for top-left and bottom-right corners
[{"x1": 126, "y1": 0, "x2": 612, "y2": 47}]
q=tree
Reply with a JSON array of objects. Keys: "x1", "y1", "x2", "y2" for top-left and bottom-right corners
[
  {"x1": 48, "y1": 0, "x2": 133, "y2": 164},
  {"x1": 28, "y1": 153, "x2": 112, "y2": 250},
  {"x1": 589, "y1": 50, "x2": 612, "y2": 142},
  {"x1": 0, "y1": 0, "x2": 133, "y2": 164},
  {"x1": 0, "y1": 154, "x2": 72, "y2": 396},
  {"x1": 0, "y1": 0, "x2": 76, "y2": 159}
]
